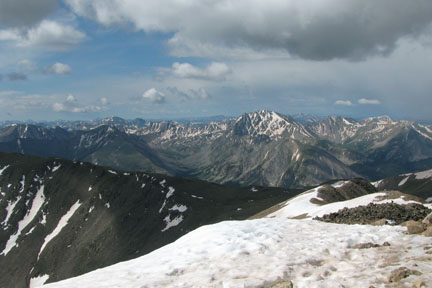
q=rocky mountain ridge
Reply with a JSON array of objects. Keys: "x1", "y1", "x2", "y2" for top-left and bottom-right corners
[{"x1": 1, "y1": 110, "x2": 432, "y2": 187}]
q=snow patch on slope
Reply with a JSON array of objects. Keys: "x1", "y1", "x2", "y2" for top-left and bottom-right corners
[
  {"x1": 29, "y1": 274, "x2": 49, "y2": 288},
  {"x1": 331, "y1": 181, "x2": 347, "y2": 188},
  {"x1": 413, "y1": 124, "x2": 432, "y2": 141},
  {"x1": 414, "y1": 169, "x2": 432, "y2": 180},
  {"x1": 268, "y1": 187, "x2": 322, "y2": 218},
  {"x1": 169, "y1": 204, "x2": 187, "y2": 213},
  {"x1": 166, "y1": 187, "x2": 175, "y2": 198},
  {"x1": 0, "y1": 165, "x2": 10, "y2": 176},
  {"x1": 161, "y1": 215, "x2": 183, "y2": 232},
  {"x1": 371, "y1": 179, "x2": 382, "y2": 187},
  {"x1": 1, "y1": 185, "x2": 45, "y2": 256},
  {"x1": 52, "y1": 164, "x2": 61, "y2": 173},
  {"x1": 398, "y1": 176, "x2": 409, "y2": 186},
  {"x1": 38, "y1": 201, "x2": 81, "y2": 259},
  {"x1": 2, "y1": 196, "x2": 21, "y2": 227}
]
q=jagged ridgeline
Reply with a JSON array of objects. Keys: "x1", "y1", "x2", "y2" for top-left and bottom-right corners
[
  {"x1": 1, "y1": 110, "x2": 432, "y2": 188},
  {"x1": 0, "y1": 152, "x2": 299, "y2": 287}
]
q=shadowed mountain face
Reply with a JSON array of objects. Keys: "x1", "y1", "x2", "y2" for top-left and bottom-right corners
[
  {"x1": 0, "y1": 152, "x2": 298, "y2": 288},
  {"x1": 1, "y1": 110, "x2": 432, "y2": 188},
  {"x1": 374, "y1": 168, "x2": 432, "y2": 201}
]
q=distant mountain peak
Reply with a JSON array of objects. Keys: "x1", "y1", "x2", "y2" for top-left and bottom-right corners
[
  {"x1": 234, "y1": 110, "x2": 312, "y2": 140},
  {"x1": 363, "y1": 115, "x2": 394, "y2": 124}
]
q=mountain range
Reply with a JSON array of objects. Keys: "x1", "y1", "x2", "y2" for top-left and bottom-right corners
[{"x1": 1, "y1": 110, "x2": 432, "y2": 188}]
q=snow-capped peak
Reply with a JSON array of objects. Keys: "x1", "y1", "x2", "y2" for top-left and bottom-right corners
[
  {"x1": 234, "y1": 110, "x2": 313, "y2": 140},
  {"x1": 362, "y1": 115, "x2": 394, "y2": 125}
]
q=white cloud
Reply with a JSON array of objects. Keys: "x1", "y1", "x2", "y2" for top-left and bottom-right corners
[
  {"x1": 142, "y1": 88, "x2": 166, "y2": 104},
  {"x1": 44, "y1": 62, "x2": 72, "y2": 74},
  {"x1": 171, "y1": 62, "x2": 231, "y2": 81},
  {"x1": 66, "y1": 94, "x2": 76, "y2": 102},
  {"x1": 65, "y1": 0, "x2": 432, "y2": 60},
  {"x1": 52, "y1": 95, "x2": 103, "y2": 113},
  {"x1": 0, "y1": 29, "x2": 21, "y2": 41},
  {"x1": 19, "y1": 60, "x2": 72, "y2": 75},
  {"x1": 52, "y1": 103, "x2": 102, "y2": 113},
  {"x1": 52, "y1": 102, "x2": 66, "y2": 112},
  {"x1": 0, "y1": 20, "x2": 86, "y2": 51},
  {"x1": 334, "y1": 100, "x2": 353, "y2": 106},
  {"x1": 0, "y1": 91, "x2": 57, "y2": 111},
  {"x1": 18, "y1": 59, "x2": 38, "y2": 71},
  {"x1": 166, "y1": 87, "x2": 210, "y2": 101},
  {"x1": 358, "y1": 98, "x2": 381, "y2": 105},
  {"x1": 100, "y1": 97, "x2": 109, "y2": 105},
  {"x1": 0, "y1": 90, "x2": 20, "y2": 97}
]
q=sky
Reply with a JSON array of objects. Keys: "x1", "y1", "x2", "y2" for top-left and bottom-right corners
[{"x1": 1, "y1": 0, "x2": 432, "y2": 123}]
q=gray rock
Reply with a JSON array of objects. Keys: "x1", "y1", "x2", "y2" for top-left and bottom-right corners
[
  {"x1": 423, "y1": 211, "x2": 432, "y2": 225},
  {"x1": 352, "y1": 242, "x2": 390, "y2": 249},
  {"x1": 422, "y1": 226, "x2": 432, "y2": 237},
  {"x1": 270, "y1": 281, "x2": 294, "y2": 288},
  {"x1": 388, "y1": 267, "x2": 421, "y2": 283},
  {"x1": 404, "y1": 221, "x2": 426, "y2": 234},
  {"x1": 414, "y1": 279, "x2": 427, "y2": 288}
]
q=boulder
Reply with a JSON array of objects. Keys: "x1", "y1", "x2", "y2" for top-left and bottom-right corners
[
  {"x1": 422, "y1": 226, "x2": 432, "y2": 237},
  {"x1": 401, "y1": 220, "x2": 426, "y2": 234},
  {"x1": 388, "y1": 267, "x2": 421, "y2": 283},
  {"x1": 423, "y1": 211, "x2": 432, "y2": 225},
  {"x1": 414, "y1": 279, "x2": 427, "y2": 288}
]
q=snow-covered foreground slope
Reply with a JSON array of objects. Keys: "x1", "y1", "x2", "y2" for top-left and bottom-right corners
[{"x1": 40, "y1": 218, "x2": 431, "y2": 288}]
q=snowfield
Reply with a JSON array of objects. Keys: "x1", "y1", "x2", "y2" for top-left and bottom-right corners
[{"x1": 39, "y1": 218, "x2": 431, "y2": 288}]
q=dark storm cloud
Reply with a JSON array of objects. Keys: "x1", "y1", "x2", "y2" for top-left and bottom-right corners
[
  {"x1": 276, "y1": 1, "x2": 432, "y2": 60},
  {"x1": 7, "y1": 72, "x2": 27, "y2": 81},
  {"x1": 66, "y1": 0, "x2": 432, "y2": 61},
  {"x1": 0, "y1": 0, "x2": 58, "y2": 27}
]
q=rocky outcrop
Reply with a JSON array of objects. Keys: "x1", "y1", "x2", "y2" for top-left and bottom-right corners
[
  {"x1": 315, "y1": 178, "x2": 377, "y2": 204},
  {"x1": 314, "y1": 202, "x2": 431, "y2": 225}
]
